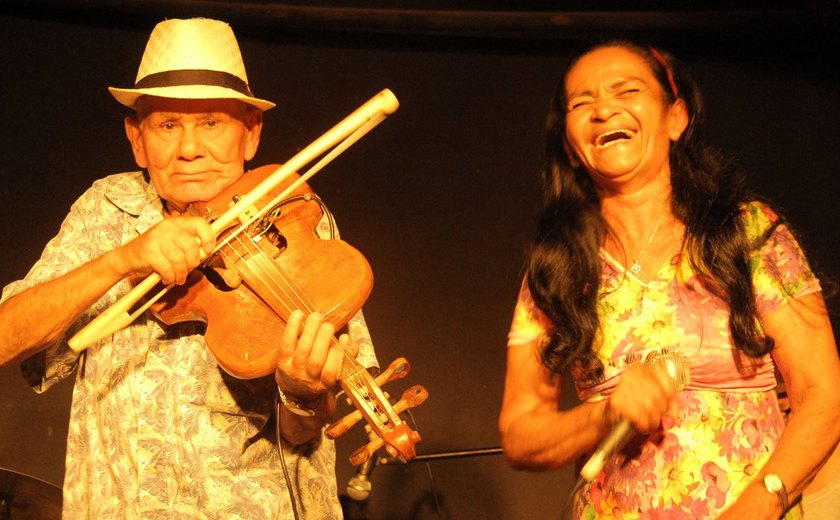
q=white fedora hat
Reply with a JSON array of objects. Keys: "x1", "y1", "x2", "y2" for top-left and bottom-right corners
[{"x1": 109, "y1": 18, "x2": 275, "y2": 111}]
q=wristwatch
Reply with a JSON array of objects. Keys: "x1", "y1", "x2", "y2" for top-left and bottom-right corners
[
  {"x1": 277, "y1": 387, "x2": 318, "y2": 417},
  {"x1": 763, "y1": 473, "x2": 789, "y2": 512}
]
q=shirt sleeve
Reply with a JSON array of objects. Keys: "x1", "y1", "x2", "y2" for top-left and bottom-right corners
[
  {"x1": 1, "y1": 186, "x2": 115, "y2": 393},
  {"x1": 743, "y1": 202, "x2": 822, "y2": 319},
  {"x1": 507, "y1": 276, "x2": 552, "y2": 347}
]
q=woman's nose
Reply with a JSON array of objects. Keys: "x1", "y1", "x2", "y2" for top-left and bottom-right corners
[{"x1": 591, "y1": 97, "x2": 620, "y2": 121}]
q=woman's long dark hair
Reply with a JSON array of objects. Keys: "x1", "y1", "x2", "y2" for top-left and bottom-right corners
[{"x1": 528, "y1": 40, "x2": 775, "y2": 377}]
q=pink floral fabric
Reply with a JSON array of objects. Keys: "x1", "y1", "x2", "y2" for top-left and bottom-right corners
[{"x1": 508, "y1": 202, "x2": 819, "y2": 518}]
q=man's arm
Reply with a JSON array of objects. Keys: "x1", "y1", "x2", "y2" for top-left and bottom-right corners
[
  {"x1": 0, "y1": 215, "x2": 216, "y2": 366},
  {"x1": 0, "y1": 249, "x2": 126, "y2": 365},
  {"x1": 275, "y1": 310, "x2": 359, "y2": 445}
]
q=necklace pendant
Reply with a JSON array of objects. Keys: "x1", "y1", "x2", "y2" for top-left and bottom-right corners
[{"x1": 630, "y1": 261, "x2": 642, "y2": 274}]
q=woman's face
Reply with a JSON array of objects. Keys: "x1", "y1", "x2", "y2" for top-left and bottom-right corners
[{"x1": 563, "y1": 46, "x2": 686, "y2": 191}]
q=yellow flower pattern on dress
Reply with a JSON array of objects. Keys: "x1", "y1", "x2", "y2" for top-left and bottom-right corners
[{"x1": 508, "y1": 201, "x2": 817, "y2": 519}]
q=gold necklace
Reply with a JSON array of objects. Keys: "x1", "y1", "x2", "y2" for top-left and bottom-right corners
[{"x1": 629, "y1": 214, "x2": 666, "y2": 274}]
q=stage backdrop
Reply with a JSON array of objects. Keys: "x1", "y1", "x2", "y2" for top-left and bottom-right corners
[{"x1": 1, "y1": 4, "x2": 837, "y2": 519}]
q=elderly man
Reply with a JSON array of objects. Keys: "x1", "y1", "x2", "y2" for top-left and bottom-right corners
[{"x1": 0, "y1": 18, "x2": 376, "y2": 518}]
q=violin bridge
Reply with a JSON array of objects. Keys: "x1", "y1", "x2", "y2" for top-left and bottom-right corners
[{"x1": 230, "y1": 194, "x2": 261, "y2": 227}]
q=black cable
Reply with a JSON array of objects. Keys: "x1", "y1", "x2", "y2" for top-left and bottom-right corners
[
  {"x1": 266, "y1": 193, "x2": 337, "y2": 520},
  {"x1": 404, "y1": 408, "x2": 444, "y2": 519},
  {"x1": 275, "y1": 395, "x2": 302, "y2": 520},
  {"x1": 561, "y1": 477, "x2": 584, "y2": 520}
]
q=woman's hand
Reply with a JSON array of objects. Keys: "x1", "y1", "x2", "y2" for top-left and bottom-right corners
[{"x1": 607, "y1": 362, "x2": 678, "y2": 433}]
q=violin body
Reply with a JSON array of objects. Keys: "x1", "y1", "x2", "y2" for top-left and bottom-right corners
[{"x1": 151, "y1": 164, "x2": 373, "y2": 379}]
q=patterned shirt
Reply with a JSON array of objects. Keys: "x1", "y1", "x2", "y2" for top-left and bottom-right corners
[
  {"x1": 508, "y1": 202, "x2": 820, "y2": 519},
  {"x1": 1, "y1": 171, "x2": 378, "y2": 519}
]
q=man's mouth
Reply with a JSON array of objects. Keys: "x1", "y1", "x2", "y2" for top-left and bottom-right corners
[{"x1": 595, "y1": 129, "x2": 635, "y2": 149}]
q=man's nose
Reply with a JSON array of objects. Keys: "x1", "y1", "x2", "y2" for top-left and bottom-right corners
[{"x1": 178, "y1": 126, "x2": 204, "y2": 159}]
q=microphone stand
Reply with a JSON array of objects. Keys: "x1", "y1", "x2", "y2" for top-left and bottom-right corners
[
  {"x1": 341, "y1": 446, "x2": 504, "y2": 520},
  {"x1": 343, "y1": 447, "x2": 503, "y2": 503},
  {"x1": 376, "y1": 446, "x2": 503, "y2": 465}
]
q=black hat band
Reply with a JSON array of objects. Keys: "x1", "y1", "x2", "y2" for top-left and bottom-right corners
[{"x1": 134, "y1": 69, "x2": 253, "y2": 97}]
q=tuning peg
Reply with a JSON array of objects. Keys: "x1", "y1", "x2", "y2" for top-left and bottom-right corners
[
  {"x1": 325, "y1": 408, "x2": 364, "y2": 439},
  {"x1": 350, "y1": 433, "x2": 385, "y2": 465},
  {"x1": 374, "y1": 357, "x2": 411, "y2": 387},
  {"x1": 393, "y1": 385, "x2": 428, "y2": 412}
]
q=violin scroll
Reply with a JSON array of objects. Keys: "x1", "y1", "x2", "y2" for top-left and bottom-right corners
[{"x1": 327, "y1": 358, "x2": 428, "y2": 465}]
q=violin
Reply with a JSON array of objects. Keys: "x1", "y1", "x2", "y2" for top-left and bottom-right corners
[
  {"x1": 155, "y1": 164, "x2": 371, "y2": 379},
  {"x1": 157, "y1": 164, "x2": 427, "y2": 463},
  {"x1": 67, "y1": 89, "x2": 427, "y2": 464}
]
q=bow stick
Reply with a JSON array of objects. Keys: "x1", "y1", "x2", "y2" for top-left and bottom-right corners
[{"x1": 68, "y1": 89, "x2": 399, "y2": 351}]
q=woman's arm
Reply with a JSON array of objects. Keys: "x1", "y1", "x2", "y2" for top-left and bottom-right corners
[
  {"x1": 720, "y1": 292, "x2": 840, "y2": 519},
  {"x1": 498, "y1": 340, "x2": 677, "y2": 471}
]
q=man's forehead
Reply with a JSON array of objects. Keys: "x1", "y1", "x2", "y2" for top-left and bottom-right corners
[{"x1": 137, "y1": 96, "x2": 249, "y2": 117}]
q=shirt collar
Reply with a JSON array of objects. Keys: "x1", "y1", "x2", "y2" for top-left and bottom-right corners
[{"x1": 103, "y1": 171, "x2": 165, "y2": 234}]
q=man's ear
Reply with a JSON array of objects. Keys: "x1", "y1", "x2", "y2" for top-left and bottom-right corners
[
  {"x1": 243, "y1": 108, "x2": 263, "y2": 161},
  {"x1": 668, "y1": 98, "x2": 689, "y2": 142},
  {"x1": 124, "y1": 115, "x2": 148, "y2": 169}
]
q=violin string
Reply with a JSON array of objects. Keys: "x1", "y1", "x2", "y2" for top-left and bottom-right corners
[
  {"x1": 219, "y1": 226, "x2": 409, "y2": 451},
  {"x1": 212, "y1": 193, "x2": 371, "y2": 387},
  {"x1": 219, "y1": 231, "x2": 373, "y2": 399}
]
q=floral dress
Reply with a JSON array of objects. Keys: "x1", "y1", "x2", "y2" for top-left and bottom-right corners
[{"x1": 508, "y1": 202, "x2": 819, "y2": 519}]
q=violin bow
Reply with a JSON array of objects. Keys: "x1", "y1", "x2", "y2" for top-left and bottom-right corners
[
  {"x1": 68, "y1": 88, "x2": 428, "y2": 464},
  {"x1": 68, "y1": 89, "x2": 399, "y2": 352}
]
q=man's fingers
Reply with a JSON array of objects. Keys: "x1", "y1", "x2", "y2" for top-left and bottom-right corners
[
  {"x1": 292, "y1": 312, "x2": 322, "y2": 367},
  {"x1": 305, "y1": 320, "x2": 335, "y2": 379},
  {"x1": 280, "y1": 309, "x2": 305, "y2": 360}
]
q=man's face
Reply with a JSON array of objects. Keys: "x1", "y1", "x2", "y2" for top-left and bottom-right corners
[{"x1": 126, "y1": 97, "x2": 262, "y2": 212}]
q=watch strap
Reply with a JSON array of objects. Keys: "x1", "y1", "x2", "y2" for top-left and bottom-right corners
[
  {"x1": 277, "y1": 387, "x2": 318, "y2": 417},
  {"x1": 764, "y1": 473, "x2": 789, "y2": 512}
]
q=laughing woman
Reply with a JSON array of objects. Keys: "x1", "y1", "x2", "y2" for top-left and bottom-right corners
[{"x1": 498, "y1": 41, "x2": 840, "y2": 519}]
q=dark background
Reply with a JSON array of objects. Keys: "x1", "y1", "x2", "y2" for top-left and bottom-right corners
[{"x1": 0, "y1": 1, "x2": 838, "y2": 519}]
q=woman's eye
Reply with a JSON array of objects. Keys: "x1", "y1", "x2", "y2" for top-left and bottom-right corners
[{"x1": 568, "y1": 99, "x2": 593, "y2": 111}]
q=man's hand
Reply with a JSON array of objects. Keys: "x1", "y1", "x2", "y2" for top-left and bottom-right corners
[
  {"x1": 115, "y1": 216, "x2": 216, "y2": 285},
  {"x1": 275, "y1": 310, "x2": 358, "y2": 403}
]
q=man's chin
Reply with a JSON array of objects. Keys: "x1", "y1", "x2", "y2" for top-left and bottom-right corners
[{"x1": 159, "y1": 171, "x2": 245, "y2": 207}]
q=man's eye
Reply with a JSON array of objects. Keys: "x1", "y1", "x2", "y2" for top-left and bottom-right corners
[
  {"x1": 160, "y1": 122, "x2": 177, "y2": 131},
  {"x1": 204, "y1": 119, "x2": 219, "y2": 128}
]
